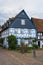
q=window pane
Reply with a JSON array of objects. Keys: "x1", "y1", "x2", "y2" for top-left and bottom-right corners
[{"x1": 21, "y1": 19, "x2": 25, "y2": 25}]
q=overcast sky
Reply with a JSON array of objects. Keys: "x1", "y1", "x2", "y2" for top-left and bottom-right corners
[{"x1": 0, "y1": 0, "x2": 43, "y2": 25}]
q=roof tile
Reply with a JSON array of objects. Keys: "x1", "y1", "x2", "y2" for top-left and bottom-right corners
[{"x1": 31, "y1": 17, "x2": 43, "y2": 32}]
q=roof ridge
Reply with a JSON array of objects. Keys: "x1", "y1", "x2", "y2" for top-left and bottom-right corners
[{"x1": 31, "y1": 17, "x2": 43, "y2": 20}]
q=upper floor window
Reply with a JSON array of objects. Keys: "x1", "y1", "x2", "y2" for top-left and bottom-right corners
[
  {"x1": 38, "y1": 33, "x2": 42, "y2": 36},
  {"x1": 10, "y1": 28, "x2": 14, "y2": 33},
  {"x1": 40, "y1": 33, "x2": 42, "y2": 35},
  {"x1": 21, "y1": 29, "x2": 28, "y2": 34},
  {"x1": 21, "y1": 19, "x2": 25, "y2": 25},
  {"x1": 38, "y1": 33, "x2": 41, "y2": 36}
]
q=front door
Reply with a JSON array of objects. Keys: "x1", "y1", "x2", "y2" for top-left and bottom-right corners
[{"x1": 38, "y1": 41, "x2": 40, "y2": 47}]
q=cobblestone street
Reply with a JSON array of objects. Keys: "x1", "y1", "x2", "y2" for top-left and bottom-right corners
[{"x1": 0, "y1": 47, "x2": 43, "y2": 65}]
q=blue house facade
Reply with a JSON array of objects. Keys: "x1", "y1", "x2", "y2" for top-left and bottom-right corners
[{"x1": 1, "y1": 10, "x2": 37, "y2": 48}]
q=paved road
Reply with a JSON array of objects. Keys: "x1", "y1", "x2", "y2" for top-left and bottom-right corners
[{"x1": 0, "y1": 47, "x2": 43, "y2": 65}]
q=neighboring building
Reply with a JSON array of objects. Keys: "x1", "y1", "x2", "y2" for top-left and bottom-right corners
[
  {"x1": 1, "y1": 10, "x2": 37, "y2": 48},
  {"x1": 31, "y1": 18, "x2": 43, "y2": 48}
]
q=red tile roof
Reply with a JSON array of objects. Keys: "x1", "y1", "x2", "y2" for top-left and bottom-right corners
[{"x1": 31, "y1": 17, "x2": 43, "y2": 32}]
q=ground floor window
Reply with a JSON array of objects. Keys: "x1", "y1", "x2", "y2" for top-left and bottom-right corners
[{"x1": 17, "y1": 38, "x2": 32, "y2": 47}]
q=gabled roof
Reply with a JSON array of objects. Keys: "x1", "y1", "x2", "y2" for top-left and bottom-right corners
[
  {"x1": 1, "y1": 17, "x2": 15, "y2": 31},
  {"x1": 1, "y1": 10, "x2": 36, "y2": 32},
  {"x1": 31, "y1": 17, "x2": 43, "y2": 32},
  {"x1": 16, "y1": 10, "x2": 29, "y2": 19},
  {"x1": 9, "y1": 10, "x2": 36, "y2": 29}
]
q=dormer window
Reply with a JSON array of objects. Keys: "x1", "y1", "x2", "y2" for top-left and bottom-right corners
[{"x1": 21, "y1": 19, "x2": 25, "y2": 25}]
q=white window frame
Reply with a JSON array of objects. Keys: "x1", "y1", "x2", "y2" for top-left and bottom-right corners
[{"x1": 21, "y1": 19, "x2": 25, "y2": 25}]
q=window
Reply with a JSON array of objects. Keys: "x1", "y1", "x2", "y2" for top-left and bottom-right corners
[
  {"x1": 40, "y1": 33, "x2": 42, "y2": 35},
  {"x1": 38, "y1": 36, "x2": 40, "y2": 39},
  {"x1": 10, "y1": 28, "x2": 14, "y2": 33},
  {"x1": 38, "y1": 33, "x2": 41, "y2": 35},
  {"x1": 18, "y1": 29, "x2": 20, "y2": 34},
  {"x1": 29, "y1": 29, "x2": 36, "y2": 38},
  {"x1": 38, "y1": 33, "x2": 42, "y2": 36},
  {"x1": 14, "y1": 29, "x2": 18, "y2": 33},
  {"x1": 21, "y1": 19, "x2": 25, "y2": 25},
  {"x1": 21, "y1": 29, "x2": 28, "y2": 34}
]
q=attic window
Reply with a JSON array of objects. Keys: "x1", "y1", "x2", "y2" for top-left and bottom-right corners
[{"x1": 21, "y1": 19, "x2": 25, "y2": 25}]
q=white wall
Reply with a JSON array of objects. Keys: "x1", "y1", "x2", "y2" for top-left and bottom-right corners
[
  {"x1": 1, "y1": 29, "x2": 9, "y2": 38},
  {"x1": 1, "y1": 28, "x2": 36, "y2": 38},
  {"x1": 9, "y1": 28, "x2": 36, "y2": 38},
  {"x1": 1, "y1": 28, "x2": 37, "y2": 48},
  {"x1": 3, "y1": 38, "x2": 9, "y2": 48},
  {"x1": 40, "y1": 41, "x2": 43, "y2": 48}
]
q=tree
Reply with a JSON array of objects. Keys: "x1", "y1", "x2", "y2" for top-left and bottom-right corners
[
  {"x1": 0, "y1": 38, "x2": 4, "y2": 44},
  {"x1": 7, "y1": 35, "x2": 17, "y2": 50},
  {"x1": 32, "y1": 38, "x2": 38, "y2": 49}
]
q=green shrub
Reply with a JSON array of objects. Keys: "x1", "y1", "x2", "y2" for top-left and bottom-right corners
[
  {"x1": 0, "y1": 38, "x2": 4, "y2": 47},
  {"x1": 7, "y1": 35, "x2": 17, "y2": 50},
  {"x1": 27, "y1": 47, "x2": 33, "y2": 50},
  {"x1": 32, "y1": 44, "x2": 39, "y2": 49},
  {"x1": 32, "y1": 38, "x2": 37, "y2": 42},
  {"x1": 32, "y1": 38, "x2": 38, "y2": 49},
  {"x1": 0, "y1": 38, "x2": 4, "y2": 44},
  {"x1": 17, "y1": 46, "x2": 21, "y2": 50}
]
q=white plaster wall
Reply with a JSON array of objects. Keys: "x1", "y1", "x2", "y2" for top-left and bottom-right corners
[
  {"x1": 9, "y1": 28, "x2": 36, "y2": 38},
  {"x1": 1, "y1": 28, "x2": 37, "y2": 48},
  {"x1": 1, "y1": 29, "x2": 9, "y2": 38},
  {"x1": 40, "y1": 41, "x2": 43, "y2": 48},
  {"x1": 36, "y1": 41, "x2": 38, "y2": 45},
  {"x1": 17, "y1": 39, "x2": 21, "y2": 45},
  {"x1": 1, "y1": 28, "x2": 36, "y2": 38},
  {"x1": 3, "y1": 38, "x2": 9, "y2": 48}
]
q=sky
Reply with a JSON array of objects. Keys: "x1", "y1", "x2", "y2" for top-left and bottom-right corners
[{"x1": 0, "y1": 0, "x2": 43, "y2": 25}]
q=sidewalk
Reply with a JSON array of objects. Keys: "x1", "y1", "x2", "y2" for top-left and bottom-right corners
[{"x1": 0, "y1": 47, "x2": 43, "y2": 65}]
